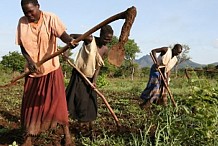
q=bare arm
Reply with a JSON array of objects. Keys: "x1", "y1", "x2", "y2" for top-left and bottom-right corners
[
  {"x1": 151, "y1": 47, "x2": 168, "y2": 65},
  {"x1": 92, "y1": 67, "x2": 101, "y2": 86},
  {"x1": 92, "y1": 46, "x2": 109, "y2": 87},
  {"x1": 20, "y1": 45, "x2": 38, "y2": 73},
  {"x1": 20, "y1": 45, "x2": 32, "y2": 63},
  {"x1": 60, "y1": 32, "x2": 79, "y2": 60},
  {"x1": 60, "y1": 31, "x2": 73, "y2": 44},
  {"x1": 70, "y1": 34, "x2": 93, "y2": 45}
]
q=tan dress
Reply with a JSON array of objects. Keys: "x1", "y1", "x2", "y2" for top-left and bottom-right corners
[
  {"x1": 16, "y1": 12, "x2": 69, "y2": 135},
  {"x1": 16, "y1": 12, "x2": 65, "y2": 77}
]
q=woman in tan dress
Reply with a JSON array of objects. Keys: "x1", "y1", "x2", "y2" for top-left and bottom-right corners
[{"x1": 16, "y1": 0, "x2": 74, "y2": 145}]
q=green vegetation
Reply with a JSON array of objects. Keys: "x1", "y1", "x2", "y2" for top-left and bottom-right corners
[
  {"x1": 0, "y1": 51, "x2": 25, "y2": 73},
  {"x1": 0, "y1": 42, "x2": 217, "y2": 145},
  {"x1": 0, "y1": 67, "x2": 217, "y2": 145}
]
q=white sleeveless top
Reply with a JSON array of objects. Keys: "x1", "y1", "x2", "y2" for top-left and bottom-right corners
[{"x1": 157, "y1": 48, "x2": 178, "y2": 73}]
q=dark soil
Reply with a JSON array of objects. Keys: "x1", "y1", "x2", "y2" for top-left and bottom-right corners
[
  {"x1": 0, "y1": 83, "x2": 144, "y2": 146},
  {"x1": 0, "y1": 109, "x2": 141, "y2": 146}
]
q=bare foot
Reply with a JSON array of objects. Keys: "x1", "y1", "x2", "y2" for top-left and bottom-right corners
[
  {"x1": 22, "y1": 136, "x2": 32, "y2": 146},
  {"x1": 64, "y1": 135, "x2": 74, "y2": 146},
  {"x1": 139, "y1": 101, "x2": 151, "y2": 110},
  {"x1": 62, "y1": 125, "x2": 74, "y2": 146}
]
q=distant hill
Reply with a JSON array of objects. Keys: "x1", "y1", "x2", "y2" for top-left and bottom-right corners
[
  {"x1": 209, "y1": 62, "x2": 218, "y2": 66},
  {"x1": 135, "y1": 55, "x2": 153, "y2": 68},
  {"x1": 177, "y1": 60, "x2": 203, "y2": 68},
  {"x1": 135, "y1": 54, "x2": 217, "y2": 68}
]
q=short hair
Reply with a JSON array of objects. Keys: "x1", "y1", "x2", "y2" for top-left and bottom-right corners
[
  {"x1": 21, "y1": 0, "x2": 39, "y2": 6},
  {"x1": 100, "y1": 25, "x2": 114, "y2": 35},
  {"x1": 174, "y1": 44, "x2": 182, "y2": 50}
]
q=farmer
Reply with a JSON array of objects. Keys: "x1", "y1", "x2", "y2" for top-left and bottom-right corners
[
  {"x1": 16, "y1": 0, "x2": 75, "y2": 145},
  {"x1": 140, "y1": 44, "x2": 182, "y2": 108},
  {"x1": 65, "y1": 25, "x2": 113, "y2": 137}
]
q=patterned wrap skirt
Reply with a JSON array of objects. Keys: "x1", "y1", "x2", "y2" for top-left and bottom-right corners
[{"x1": 140, "y1": 64, "x2": 162, "y2": 103}]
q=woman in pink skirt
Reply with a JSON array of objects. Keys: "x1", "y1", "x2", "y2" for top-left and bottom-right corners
[{"x1": 16, "y1": 0, "x2": 74, "y2": 145}]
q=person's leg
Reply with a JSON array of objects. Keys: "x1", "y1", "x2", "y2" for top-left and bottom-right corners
[
  {"x1": 161, "y1": 87, "x2": 168, "y2": 106},
  {"x1": 62, "y1": 125, "x2": 74, "y2": 146},
  {"x1": 22, "y1": 136, "x2": 32, "y2": 146},
  {"x1": 139, "y1": 99, "x2": 151, "y2": 110},
  {"x1": 157, "y1": 86, "x2": 168, "y2": 106},
  {"x1": 79, "y1": 121, "x2": 93, "y2": 137}
]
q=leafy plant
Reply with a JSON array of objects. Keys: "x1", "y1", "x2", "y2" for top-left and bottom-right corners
[
  {"x1": 97, "y1": 73, "x2": 109, "y2": 88},
  {"x1": 9, "y1": 141, "x2": 18, "y2": 146}
]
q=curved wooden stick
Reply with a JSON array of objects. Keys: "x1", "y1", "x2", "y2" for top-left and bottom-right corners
[
  {"x1": 150, "y1": 53, "x2": 177, "y2": 107},
  {"x1": 0, "y1": 6, "x2": 136, "y2": 88},
  {"x1": 66, "y1": 59, "x2": 120, "y2": 127},
  {"x1": 108, "y1": 6, "x2": 137, "y2": 67}
]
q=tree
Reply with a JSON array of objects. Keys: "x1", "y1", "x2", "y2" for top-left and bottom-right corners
[
  {"x1": 102, "y1": 36, "x2": 119, "y2": 77},
  {"x1": 107, "y1": 36, "x2": 119, "y2": 49},
  {"x1": 104, "y1": 36, "x2": 140, "y2": 79},
  {"x1": 124, "y1": 39, "x2": 140, "y2": 80},
  {"x1": 172, "y1": 44, "x2": 191, "y2": 77},
  {"x1": 59, "y1": 55, "x2": 74, "y2": 78},
  {"x1": 141, "y1": 67, "x2": 150, "y2": 77},
  {"x1": 0, "y1": 49, "x2": 75, "y2": 78},
  {"x1": 58, "y1": 46, "x2": 75, "y2": 78},
  {"x1": 177, "y1": 44, "x2": 191, "y2": 64},
  {"x1": 0, "y1": 51, "x2": 25, "y2": 72}
]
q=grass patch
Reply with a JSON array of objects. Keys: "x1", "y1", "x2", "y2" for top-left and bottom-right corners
[{"x1": 0, "y1": 73, "x2": 218, "y2": 145}]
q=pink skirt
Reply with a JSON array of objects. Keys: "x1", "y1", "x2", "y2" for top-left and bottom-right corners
[{"x1": 21, "y1": 67, "x2": 68, "y2": 135}]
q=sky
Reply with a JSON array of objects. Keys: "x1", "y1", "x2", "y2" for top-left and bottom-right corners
[{"x1": 0, "y1": 0, "x2": 218, "y2": 64}]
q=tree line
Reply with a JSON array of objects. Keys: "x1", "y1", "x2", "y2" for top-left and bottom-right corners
[
  {"x1": 0, "y1": 36, "x2": 141, "y2": 78},
  {"x1": 1, "y1": 36, "x2": 197, "y2": 79}
]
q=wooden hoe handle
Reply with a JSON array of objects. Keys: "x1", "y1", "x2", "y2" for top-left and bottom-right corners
[
  {"x1": 0, "y1": 6, "x2": 136, "y2": 88},
  {"x1": 66, "y1": 60, "x2": 120, "y2": 126}
]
